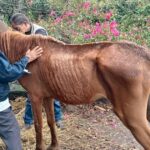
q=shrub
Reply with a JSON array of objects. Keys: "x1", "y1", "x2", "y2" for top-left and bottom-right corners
[
  {"x1": 43, "y1": 1, "x2": 120, "y2": 44},
  {"x1": 28, "y1": 0, "x2": 51, "y2": 20},
  {"x1": 0, "y1": 0, "x2": 149, "y2": 47}
]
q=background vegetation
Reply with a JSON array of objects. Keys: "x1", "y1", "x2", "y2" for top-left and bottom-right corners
[{"x1": 0, "y1": 0, "x2": 149, "y2": 47}]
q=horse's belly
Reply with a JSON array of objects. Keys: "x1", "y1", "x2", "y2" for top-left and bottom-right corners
[{"x1": 57, "y1": 90, "x2": 105, "y2": 105}]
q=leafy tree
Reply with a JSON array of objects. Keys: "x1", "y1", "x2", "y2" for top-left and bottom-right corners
[
  {"x1": 29, "y1": 0, "x2": 51, "y2": 20},
  {"x1": 0, "y1": 0, "x2": 27, "y2": 22}
]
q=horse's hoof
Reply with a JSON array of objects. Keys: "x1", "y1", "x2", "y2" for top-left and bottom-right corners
[
  {"x1": 36, "y1": 148, "x2": 46, "y2": 150},
  {"x1": 46, "y1": 145, "x2": 60, "y2": 150},
  {"x1": 35, "y1": 144, "x2": 46, "y2": 150}
]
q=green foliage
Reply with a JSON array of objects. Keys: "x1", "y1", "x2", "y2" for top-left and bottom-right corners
[
  {"x1": 114, "y1": 0, "x2": 148, "y2": 27},
  {"x1": 29, "y1": 0, "x2": 51, "y2": 20},
  {"x1": 111, "y1": 0, "x2": 149, "y2": 47},
  {"x1": 0, "y1": 0, "x2": 52, "y2": 21},
  {"x1": 0, "y1": 0, "x2": 149, "y2": 47},
  {"x1": 0, "y1": 0, "x2": 28, "y2": 22},
  {"x1": 41, "y1": 1, "x2": 121, "y2": 44}
]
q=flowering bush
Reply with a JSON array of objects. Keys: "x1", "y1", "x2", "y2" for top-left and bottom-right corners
[
  {"x1": 1, "y1": 0, "x2": 149, "y2": 46},
  {"x1": 35, "y1": 0, "x2": 149, "y2": 47},
  {"x1": 112, "y1": 0, "x2": 149, "y2": 47},
  {"x1": 41, "y1": 1, "x2": 120, "y2": 44}
]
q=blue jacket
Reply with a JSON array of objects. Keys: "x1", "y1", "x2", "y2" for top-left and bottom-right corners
[{"x1": 0, "y1": 51, "x2": 29, "y2": 102}]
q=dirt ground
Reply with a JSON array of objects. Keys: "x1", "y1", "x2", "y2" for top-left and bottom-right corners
[{"x1": 0, "y1": 97, "x2": 143, "y2": 150}]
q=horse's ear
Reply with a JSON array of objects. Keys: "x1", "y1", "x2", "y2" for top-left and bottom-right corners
[{"x1": 0, "y1": 20, "x2": 8, "y2": 33}]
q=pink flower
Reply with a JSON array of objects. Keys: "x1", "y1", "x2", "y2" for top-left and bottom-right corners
[
  {"x1": 54, "y1": 17, "x2": 62, "y2": 24},
  {"x1": 50, "y1": 10, "x2": 56, "y2": 16},
  {"x1": 93, "y1": 7, "x2": 98, "y2": 15},
  {"x1": 108, "y1": 35, "x2": 113, "y2": 41},
  {"x1": 110, "y1": 28, "x2": 120, "y2": 36},
  {"x1": 103, "y1": 21, "x2": 109, "y2": 29},
  {"x1": 95, "y1": 22, "x2": 102, "y2": 33},
  {"x1": 78, "y1": 20, "x2": 91, "y2": 31},
  {"x1": 63, "y1": 11, "x2": 75, "y2": 19},
  {"x1": 110, "y1": 21, "x2": 118, "y2": 28},
  {"x1": 83, "y1": 2, "x2": 91, "y2": 9},
  {"x1": 92, "y1": 22, "x2": 102, "y2": 36},
  {"x1": 84, "y1": 34, "x2": 92, "y2": 39},
  {"x1": 110, "y1": 21, "x2": 120, "y2": 36},
  {"x1": 72, "y1": 30, "x2": 78, "y2": 36},
  {"x1": 92, "y1": 30, "x2": 97, "y2": 36},
  {"x1": 65, "y1": 11, "x2": 75, "y2": 17},
  {"x1": 105, "y1": 11, "x2": 112, "y2": 20},
  {"x1": 78, "y1": 22, "x2": 84, "y2": 27},
  {"x1": 67, "y1": 20, "x2": 73, "y2": 25}
]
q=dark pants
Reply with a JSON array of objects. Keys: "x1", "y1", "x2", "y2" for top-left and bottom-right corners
[
  {"x1": 0, "y1": 107, "x2": 22, "y2": 150},
  {"x1": 23, "y1": 96, "x2": 62, "y2": 125}
]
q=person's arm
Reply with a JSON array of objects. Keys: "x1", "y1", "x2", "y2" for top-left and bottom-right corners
[
  {"x1": 0, "y1": 51, "x2": 28, "y2": 82},
  {"x1": 0, "y1": 46, "x2": 43, "y2": 83},
  {"x1": 35, "y1": 29, "x2": 48, "y2": 36}
]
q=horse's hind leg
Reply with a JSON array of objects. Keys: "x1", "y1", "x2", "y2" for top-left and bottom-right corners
[
  {"x1": 113, "y1": 91, "x2": 150, "y2": 150},
  {"x1": 43, "y1": 98, "x2": 59, "y2": 150}
]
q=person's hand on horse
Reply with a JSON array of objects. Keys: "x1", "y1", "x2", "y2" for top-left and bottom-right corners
[{"x1": 26, "y1": 46, "x2": 43, "y2": 63}]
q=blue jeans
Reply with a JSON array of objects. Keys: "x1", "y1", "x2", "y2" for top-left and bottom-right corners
[
  {"x1": 0, "y1": 107, "x2": 22, "y2": 150},
  {"x1": 23, "y1": 96, "x2": 62, "y2": 125}
]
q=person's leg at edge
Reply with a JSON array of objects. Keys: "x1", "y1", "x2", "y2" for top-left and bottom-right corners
[
  {"x1": 54, "y1": 100, "x2": 64, "y2": 129},
  {"x1": 0, "y1": 107, "x2": 22, "y2": 150},
  {"x1": 23, "y1": 95, "x2": 33, "y2": 129}
]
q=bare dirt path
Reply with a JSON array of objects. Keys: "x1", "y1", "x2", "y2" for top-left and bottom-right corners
[{"x1": 0, "y1": 98, "x2": 143, "y2": 150}]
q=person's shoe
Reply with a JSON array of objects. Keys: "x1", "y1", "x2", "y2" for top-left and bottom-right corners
[
  {"x1": 22, "y1": 124, "x2": 32, "y2": 130},
  {"x1": 56, "y1": 120, "x2": 64, "y2": 129}
]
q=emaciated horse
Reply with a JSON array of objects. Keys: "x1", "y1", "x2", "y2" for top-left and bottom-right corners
[{"x1": 0, "y1": 31, "x2": 150, "y2": 150}]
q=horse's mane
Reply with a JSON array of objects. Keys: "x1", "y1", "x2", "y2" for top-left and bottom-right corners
[{"x1": 0, "y1": 31, "x2": 65, "y2": 62}]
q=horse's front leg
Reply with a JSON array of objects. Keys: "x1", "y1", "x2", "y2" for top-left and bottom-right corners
[
  {"x1": 43, "y1": 98, "x2": 59, "y2": 150},
  {"x1": 30, "y1": 95, "x2": 45, "y2": 150}
]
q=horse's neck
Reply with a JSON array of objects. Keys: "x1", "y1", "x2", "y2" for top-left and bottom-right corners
[
  {"x1": 0, "y1": 32, "x2": 27, "y2": 63},
  {"x1": 0, "y1": 33, "x2": 10, "y2": 56},
  {"x1": 0, "y1": 33, "x2": 6, "y2": 49}
]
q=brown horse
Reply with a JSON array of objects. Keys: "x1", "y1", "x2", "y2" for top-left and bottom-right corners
[{"x1": 0, "y1": 31, "x2": 150, "y2": 150}]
